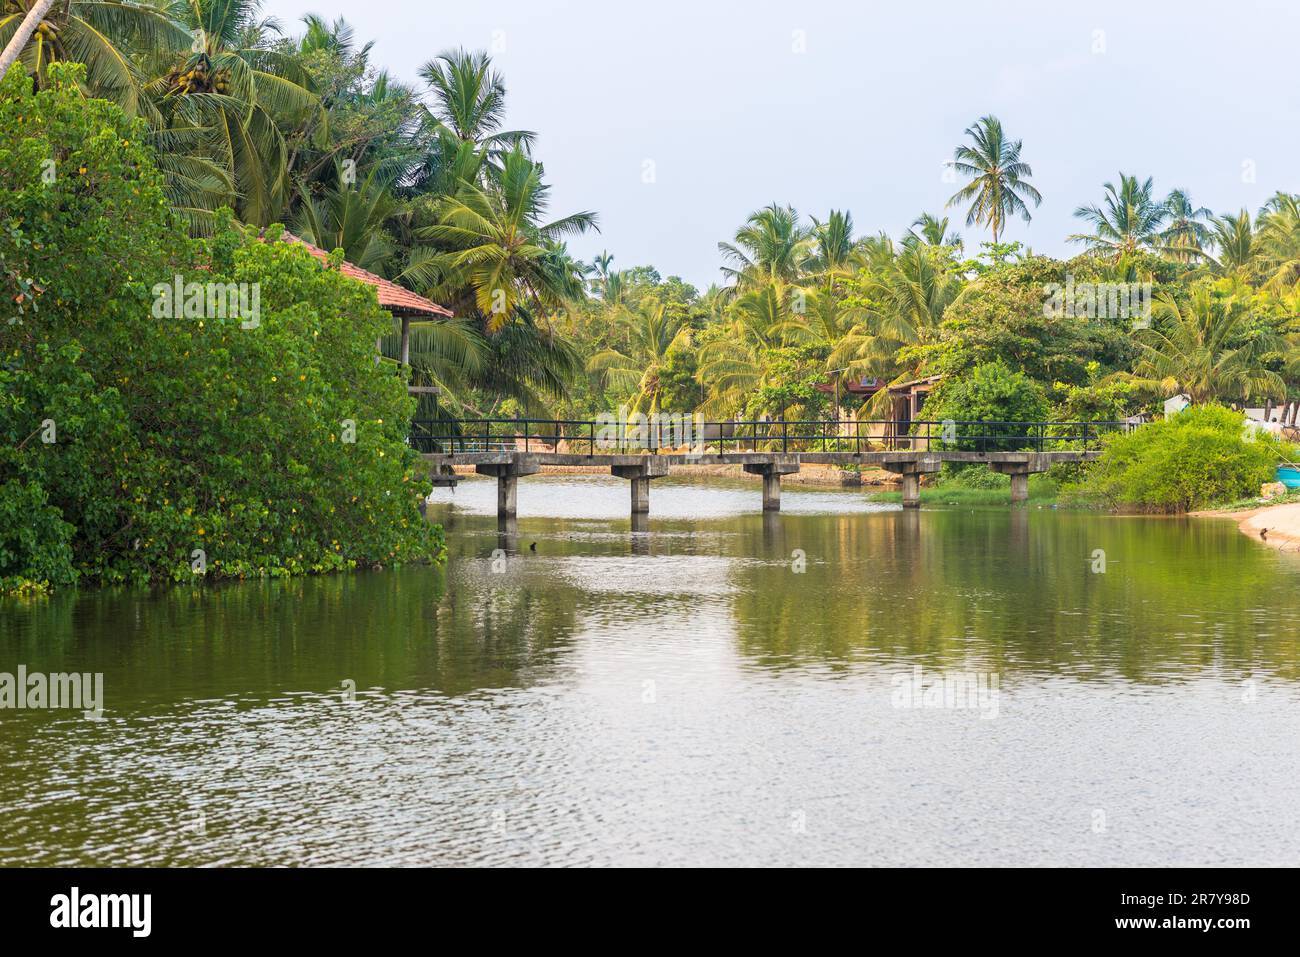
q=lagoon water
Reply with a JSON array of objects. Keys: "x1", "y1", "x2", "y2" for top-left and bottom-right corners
[{"x1": 3, "y1": 474, "x2": 1300, "y2": 866}]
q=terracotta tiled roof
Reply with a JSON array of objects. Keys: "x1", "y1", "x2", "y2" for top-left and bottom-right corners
[{"x1": 281, "y1": 234, "x2": 453, "y2": 318}]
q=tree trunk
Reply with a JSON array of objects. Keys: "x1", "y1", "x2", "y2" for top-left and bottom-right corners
[{"x1": 0, "y1": 0, "x2": 57, "y2": 80}]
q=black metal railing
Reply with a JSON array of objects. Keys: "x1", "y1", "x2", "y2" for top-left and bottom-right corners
[{"x1": 409, "y1": 418, "x2": 1132, "y2": 455}]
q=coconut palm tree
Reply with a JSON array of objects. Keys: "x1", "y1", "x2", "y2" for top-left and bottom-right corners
[
  {"x1": 807, "y1": 210, "x2": 857, "y2": 285},
  {"x1": 0, "y1": 0, "x2": 190, "y2": 117},
  {"x1": 402, "y1": 146, "x2": 598, "y2": 333},
  {"x1": 1208, "y1": 210, "x2": 1256, "y2": 273},
  {"x1": 294, "y1": 13, "x2": 367, "y2": 58},
  {"x1": 586, "y1": 302, "x2": 692, "y2": 414},
  {"x1": 906, "y1": 212, "x2": 961, "y2": 249},
  {"x1": 380, "y1": 314, "x2": 486, "y2": 418},
  {"x1": 945, "y1": 115, "x2": 1041, "y2": 243},
  {"x1": 718, "y1": 204, "x2": 814, "y2": 291},
  {"x1": 588, "y1": 250, "x2": 628, "y2": 302},
  {"x1": 290, "y1": 162, "x2": 398, "y2": 273},
  {"x1": 418, "y1": 48, "x2": 535, "y2": 162},
  {"x1": 147, "y1": 0, "x2": 325, "y2": 226},
  {"x1": 1160, "y1": 189, "x2": 1214, "y2": 262},
  {"x1": 1069, "y1": 173, "x2": 1170, "y2": 258},
  {"x1": 1255, "y1": 192, "x2": 1300, "y2": 290},
  {"x1": 696, "y1": 284, "x2": 797, "y2": 415},
  {"x1": 829, "y1": 242, "x2": 959, "y2": 415},
  {"x1": 473, "y1": 318, "x2": 582, "y2": 414},
  {"x1": 1128, "y1": 285, "x2": 1285, "y2": 403},
  {"x1": 859, "y1": 243, "x2": 958, "y2": 361}
]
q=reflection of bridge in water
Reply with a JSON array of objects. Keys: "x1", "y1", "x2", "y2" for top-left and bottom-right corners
[{"x1": 414, "y1": 418, "x2": 1125, "y2": 515}]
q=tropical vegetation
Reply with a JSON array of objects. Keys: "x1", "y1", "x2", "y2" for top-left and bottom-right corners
[
  {"x1": 1, "y1": 64, "x2": 440, "y2": 592},
  {"x1": 8, "y1": 6, "x2": 1300, "y2": 595}
]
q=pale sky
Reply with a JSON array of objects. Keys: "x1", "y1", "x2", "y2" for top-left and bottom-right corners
[{"x1": 271, "y1": 0, "x2": 1299, "y2": 289}]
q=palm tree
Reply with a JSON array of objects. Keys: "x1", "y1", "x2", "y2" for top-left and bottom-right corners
[
  {"x1": 718, "y1": 204, "x2": 813, "y2": 291},
  {"x1": 588, "y1": 250, "x2": 627, "y2": 302},
  {"x1": 402, "y1": 147, "x2": 598, "y2": 333},
  {"x1": 1208, "y1": 210, "x2": 1255, "y2": 273},
  {"x1": 380, "y1": 315, "x2": 486, "y2": 419},
  {"x1": 859, "y1": 243, "x2": 957, "y2": 362},
  {"x1": 0, "y1": 0, "x2": 190, "y2": 117},
  {"x1": 1069, "y1": 173, "x2": 1169, "y2": 258},
  {"x1": 907, "y1": 212, "x2": 961, "y2": 249},
  {"x1": 696, "y1": 284, "x2": 798, "y2": 415},
  {"x1": 147, "y1": 0, "x2": 324, "y2": 226},
  {"x1": 808, "y1": 210, "x2": 857, "y2": 284},
  {"x1": 1255, "y1": 192, "x2": 1300, "y2": 289},
  {"x1": 1160, "y1": 189, "x2": 1214, "y2": 262},
  {"x1": 946, "y1": 115, "x2": 1041, "y2": 243},
  {"x1": 1128, "y1": 285, "x2": 1284, "y2": 403},
  {"x1": 290, "y1": 162, "x2": 398, "y2": 273},
  {"x1": 830, "y1": 242, "x2": 959, "y2": 414},
  {"x1": 586, "y1": 302, "x2": 692, "y2": 414},
  {"x1": 473, "y1": 319, "x2": 582, "y2": 415},
  {"x1": 294, "y1": 13, "x2": 367, "y2": 58},
  {"x1": 418, "y1": 48, "x2": 535, "y2": 162}
]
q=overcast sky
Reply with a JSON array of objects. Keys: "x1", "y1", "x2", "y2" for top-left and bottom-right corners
[{"x1": 270, "y1": 0, "x2": 1299, "y2": 289}]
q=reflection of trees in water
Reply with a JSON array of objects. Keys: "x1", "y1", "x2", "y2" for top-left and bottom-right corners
[
  {"x1": 727, "y1": 510, "x2": 1300, "y2": 682},
  {"x1": 432, "y1": 573, "x2": 581, "y2": 695},
  {"x1": 0, "y1": 565, "x2": 577, "y2": 704}
]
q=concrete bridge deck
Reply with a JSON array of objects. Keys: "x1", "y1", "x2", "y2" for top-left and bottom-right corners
[{"x1": 420, "y1": 448, "x2": 1102, "y2": 514}]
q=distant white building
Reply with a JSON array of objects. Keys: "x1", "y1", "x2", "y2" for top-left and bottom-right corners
[{"x1": 1163, "y1": 394, "x2": 1191, "y2": 416}]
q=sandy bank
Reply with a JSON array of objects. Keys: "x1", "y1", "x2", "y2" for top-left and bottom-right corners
[{"x1": 1193, "y1": 502, "x2": 1300, "y2": 552}]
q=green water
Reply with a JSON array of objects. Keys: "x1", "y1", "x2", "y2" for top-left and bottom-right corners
[{"x1": 2, "y1": 474, "x2": 1299, "y2": 866}]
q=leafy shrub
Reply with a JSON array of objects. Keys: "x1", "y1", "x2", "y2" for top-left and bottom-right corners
[
  {"x1": 0, "y1": 480, "x2": 78, "y2": 594},
  {"x1": 0, "y1": 64, "x2": 443, "y2": 589},
  {"x1": 924, "y1": 360, "x2": 1049, "y2": 450},
  {"x1": 935, "y1": 462, "x2": 1011, "y2": 489},
  {"x1": 1071, "y1": 405, "x2": 1292, "y2": 513},
  {"x1": 1050, "y1": 362, "x2": 1139, "y2": 423}
]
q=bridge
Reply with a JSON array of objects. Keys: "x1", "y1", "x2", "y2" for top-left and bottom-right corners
[{"x1": 412, "y1": 418, "x2": 1126, "y2": 515}]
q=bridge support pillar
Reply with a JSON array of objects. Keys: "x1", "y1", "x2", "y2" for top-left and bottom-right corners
[
  {"x1": 476, "y1": 458, "x2": 541, "y2": 517},
  {"x1": 1008, "y1": 472, "x2": 1029, "y2": 503},
  {"x1": 743, "y1": 460, "x2": 800, "y2": 511},
  {"x1": 611, "y1": 459, "x2": 671, "y2": 514},
  {"x1": 900, "y1": 472, "x2": 922, "y2": 509},
  {"x1": 499, "y1": 474, "x2": 519, "y2": 516},
  {"x1": 989, "y1": 455, "x2": 1048, "y2": 505},
  {"x1": 882, "y1": 454, "x2": 941, "y2": 509}
]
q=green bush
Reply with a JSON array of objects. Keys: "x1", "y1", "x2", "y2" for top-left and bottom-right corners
[
  {"x1": 1, "y1": 64, "x2": 443, "y2": 589},
  {"x1": 924, "y1": 360, "x2": 1049, "y2": 451},
  {"x1": 0, "y1": 479, "x2": 78, "y2": 594},
  {"x1": 1072, "y1": 405, "x2": 1292, "y2": 513},
  {"x1": 935, "y1": 462, "x2": 1011, "y2": 490}
]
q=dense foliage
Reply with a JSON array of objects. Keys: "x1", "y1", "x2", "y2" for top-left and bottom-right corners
[
  {"x1": 6, "y1": 4, "x2": 1300, "y2": 533},
  {"x1": 1, "y1": 65, "x2": 440, "y2": 593},
  {"x1": 925, "y1": 361, "x2": 1049, "y2": 451},
  {"x1": 1072, "y1": 405, "x2": 1293, "y2": 513}
]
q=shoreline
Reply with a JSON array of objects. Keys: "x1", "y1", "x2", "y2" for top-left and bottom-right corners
[{"x1": 1192, "y1": 501, "x2": 1300, "y2": 551}]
